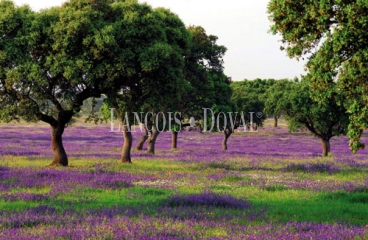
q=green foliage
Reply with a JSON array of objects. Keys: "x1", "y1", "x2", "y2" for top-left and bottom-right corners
[
  {"x1": 268, "y1": 0, "x2": 368, "y2": 152},
  {"x1": 0, "y1": 0, "x2": 122, "y2": 127},
  {"x1": 103, "y1": 3, "x2": 191, "y2": 126},
  {"x1": 0, "y1": 1, "x2": 35, "y2": 123},
  {"x1": 99, "y1": 99, "x2": 114, "y2": 123},
  {"x1": 230, "y1": 79, "x2": 271, "y2": 126},
  {"x1": 181, "y1": 26, "x2": 230, "y2": 121},
  {"x1": 136, "y1": 24, "x2": 232, "y2": 133},
  {"x1": 243, "y1": 78, "x2": 276, "y2": 97},
  {"x1": 170, "y1": 123, "x2": 181, "y2": 133},
  {"x1": 264, "y1": 79, "x2": 294, "y2": 119},
  {"x1": 282, "y1": 77, "x2": 349, "y2": 140}
]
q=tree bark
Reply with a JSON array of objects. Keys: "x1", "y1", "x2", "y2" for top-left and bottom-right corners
[
  {"x1": 121, "y1": 125, "x2": 132, "y2": 163},
  {"x1": 49, "y1": 124, "x2": 68, "y2": 166},
  {"x1": 321, "y1": 138, "x2": 331, "y2": 157},
  {"x1": 136, "y1": 126, "x2": 150, "y2": 150},
  {"x1": 222, "y1": 129, "x2": 232, "y2": 150},
  {"x1": 199, "y1": 124, "x2": 203, "y2": 134},
  {"x1": 147, "y1": 128, "x2": 160, "y2": 154},
  {"x1": 172, "y1": 131, "x2": 178, "y2": 149},
  {"x1": 273, "y1": 116, "x2": 278, "y2": 128}
]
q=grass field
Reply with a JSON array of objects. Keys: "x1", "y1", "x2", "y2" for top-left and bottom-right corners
[{"x1": 0, "y1": 119, "x2": 367, "y2": 239}]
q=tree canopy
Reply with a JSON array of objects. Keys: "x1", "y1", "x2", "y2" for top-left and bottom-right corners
[
  {"x1": 268, "y1": 0, "x2": 368, "y2": 152},
  {"x1": 282, "y1": 78, "x2": 349, "y2": 157},
  {"x1": 179, "y1": 26, "x2": 229, "y2": 121},
  {"x1": 264, "y1": 78, "x2": 294, "y2": 127},
  {"x1": 231, "y1": 78, "x2": 278, "y2": 127}
]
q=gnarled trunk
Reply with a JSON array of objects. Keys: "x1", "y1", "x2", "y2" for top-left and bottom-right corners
[
  {"x1": 50, "y1": 124, "x2": 68, "y2": 166},
  {"x1": 222, "y1": 128, "x2": 232, "y2": 150},
  {"x1": 121, "y1": 125, "x2": 133, "y2": 163},
  {"x1": 147, "y1": 128, "x2": 160, "y2": 154},
  {"x1": 136, "y1": 134, "x2": 148, "y2": 150},
  {"x1": 273, "y1": 116, "x2": 278, "y2": 128},
  {"x1": 172, "y1": 131, "x2": 178, "y2": 149},
  {"x1": 321, "y1": 138, "x2": 331, "y2": 157},
  {"x1": 136, "y1": 126, "x2": 150, "y2": 150}
]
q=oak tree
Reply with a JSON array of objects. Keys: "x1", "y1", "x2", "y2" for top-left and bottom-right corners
[
  {"x1": 282, "y1": 78, "x2": 349, "y2": 157},
  {"x1": 264, "y1": 79, "x2": 294, "y2": 127},
  {"x1": 268, "y1": 0, "x2": 368, "y2": 152},
  {"x1": 0, "y1": 0, "x2": 115, "y2": 166}
]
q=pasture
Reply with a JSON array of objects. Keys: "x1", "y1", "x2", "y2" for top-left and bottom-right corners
[{"x1": 0, "y1": 120, "x2": 367, "y2": 239}]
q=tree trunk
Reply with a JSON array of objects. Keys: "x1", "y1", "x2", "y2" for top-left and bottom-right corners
[
  {"x1": 147, "y1": 128, "x2": 160, "y2": 154},
  {"x1": 136, "y1": 134, "x2": 148, "y2": 150},
  {"x1": 50, "y1": 124, "x2": 68, "y2": 166},
  {"x1": 121, "y1": 125, "x2": 132, "y2": 163},
  {"x1": 172, "y1": 131, "x2": 178, "y2": 149},
  {"x1": 321, "y1": 138, "x2": 331, "y2": 157},
  {"x1": 222, "y1": 129, "x2": 232, "y2": 150},
  {"x1": 273, "y1": 116, "x2": 278, "y2": 128},
  {"x1": 136, "y1": 126, "x2": 150, "y2": 150}
]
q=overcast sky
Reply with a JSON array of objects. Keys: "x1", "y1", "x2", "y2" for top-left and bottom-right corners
[{"x1": 13, "y1": 0, "x2": 307, "y2": 81}]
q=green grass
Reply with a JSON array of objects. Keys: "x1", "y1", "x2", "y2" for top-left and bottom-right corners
[
  {"x1": 262, "y1": 195, "x2": 368, "y2": 225},
  {"x1": 46, "y1": 187, "x2": 174, "y2": 212},
  {"x1": 1, "y1": 156, "x2": 368, "y2": 227},
  {"x1": 0, "y1": 200, "x2": 40, "y2": 212}
]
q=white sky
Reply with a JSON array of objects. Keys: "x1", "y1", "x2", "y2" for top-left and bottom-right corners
[{"x1": 13, "y1": 0, "x2": 307, "y2": 81}]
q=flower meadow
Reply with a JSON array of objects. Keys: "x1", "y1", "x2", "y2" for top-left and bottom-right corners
[{"x1": 0, "y1": 120, "x2": 367, "y2": 239}]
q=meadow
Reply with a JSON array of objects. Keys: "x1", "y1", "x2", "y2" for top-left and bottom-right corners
[{"x1": 0, "y1": 119, "x2": 367, "y2": 239}]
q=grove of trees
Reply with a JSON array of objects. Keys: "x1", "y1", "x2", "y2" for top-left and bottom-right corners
[
  {"x1": 0, "y1": 0, "x2": 235, "y2": 165},
  {"x1": 1, "y1": 0, "x2": 365, "y2": 166}
]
